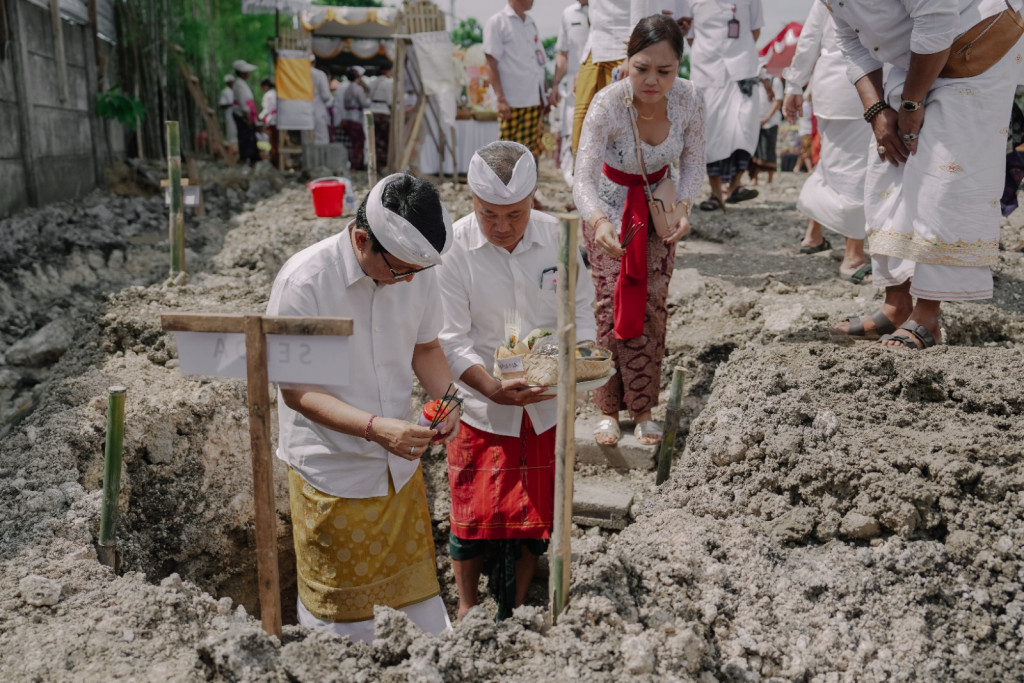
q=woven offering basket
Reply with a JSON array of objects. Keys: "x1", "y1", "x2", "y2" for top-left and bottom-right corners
[{"x1": 494, "y1": 347, "x2": 612, "y2": 386}]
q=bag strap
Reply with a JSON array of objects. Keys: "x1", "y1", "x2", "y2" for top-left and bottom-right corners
[{"x1": 624, "y1": 92, "x2": 657, "y2": 201}]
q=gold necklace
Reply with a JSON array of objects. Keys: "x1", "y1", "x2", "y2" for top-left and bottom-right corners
[{"x1": 638, "y1": 113, "x2": 654, "y2": 121}]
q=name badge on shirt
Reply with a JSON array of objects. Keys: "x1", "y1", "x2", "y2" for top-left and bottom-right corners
[
  {"x1": 540, "y1": 266, "x2": 557, "y2": 291},
  {"x1": 727, "y1": 16, "x2": 740, "y2": 39},
  {"x1": 536, "y1": 48, "x2": 546, "y2": 66}
]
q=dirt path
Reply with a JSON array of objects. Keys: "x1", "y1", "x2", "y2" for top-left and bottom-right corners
[{"x1": 0, "y1": 162, "x2": 1021, "y2": 681}]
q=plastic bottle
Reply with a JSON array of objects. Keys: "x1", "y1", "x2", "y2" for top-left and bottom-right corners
[
  {"x1": 417, "y1": 399, "x2": 448, "y2": 442},
  {"x1": 339, "y1": 177, "x2": 357, "y2": 215}
]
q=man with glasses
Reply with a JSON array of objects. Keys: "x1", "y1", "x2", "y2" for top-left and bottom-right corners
[
  {"x1": 266, "y1": 173, "x2": 461, "y2": 642},
  {"x1": 438, "y1": 141, "x2": 596, "y2": 620}
]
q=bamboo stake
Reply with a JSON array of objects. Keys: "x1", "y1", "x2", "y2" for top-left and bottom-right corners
[
  {"x1": 97, "y1": 386, "x2": 126, "y2": 569},
  {"x1": 656, "y1": 367, "x2": 686, "y2": 486},
  {"x1": 165, "y1": 121, "x2": 187, "y2": 285},
  {"x1": 550, "y1": 215, "x2": 578, "y2": 623},
  {"x1": 364, "y1": 109, "x2": 377, "y2": 187},
  {"x1": 244, "y1": 316, "x2": 282, "y2": 638}
]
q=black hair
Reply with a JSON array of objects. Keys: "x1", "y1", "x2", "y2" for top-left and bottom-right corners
[
  {"x1": 627, "y1": 14, "x2": 685, "y2": 61},
  {"x1": 260, "y1": 77, "x2": 274, "y2": 89},
  {"x1": 356, "y1": 175, "x2": 447, "y2": 255}
]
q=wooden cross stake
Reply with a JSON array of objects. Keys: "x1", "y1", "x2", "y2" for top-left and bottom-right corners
[{"x1": 161, "y1": 313, "x2": 354, "y2": 638}]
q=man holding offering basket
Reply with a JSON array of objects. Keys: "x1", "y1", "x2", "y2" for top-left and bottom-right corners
[{"x1": 438, "y1": 141, "x2": 597, "y2": 621}]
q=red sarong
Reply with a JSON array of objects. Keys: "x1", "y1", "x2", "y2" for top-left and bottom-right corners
[
  {"x1": 446, "y1": 413, "x2": 556, "y2": 541},
  {"x1": 601, "y1": 163, "x2": 667, "y2": 340}
]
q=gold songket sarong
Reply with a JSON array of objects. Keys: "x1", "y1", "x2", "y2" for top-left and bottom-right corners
[{"x1": 288, "y1": 467, "x2": 440, "y2": 623}]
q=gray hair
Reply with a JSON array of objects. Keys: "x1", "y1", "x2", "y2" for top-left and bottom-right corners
[{"x1": 475, "y1": 141, "x2": 531, "y2": 185}]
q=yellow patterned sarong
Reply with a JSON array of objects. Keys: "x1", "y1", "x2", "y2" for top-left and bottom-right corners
[
  {"x1": 499, "y1": 105, "x2": 543, "y2": 156},
  {"x1": 288, "y1": 467, "x2": 440, "y2": 623}
]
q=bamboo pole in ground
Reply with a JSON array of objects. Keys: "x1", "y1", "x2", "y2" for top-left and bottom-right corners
[
  {"x1": 550, "y1": 215, "x2": 578, "y2": 623},
  {"x1": 656, "y1": 367, "x2": 686, "y2": 486},
  {"x1": 364, "y1": 110, "x2": 377, "y2": 187},
  {"x1": 165, "y1": 121, "x2": 186, "y2": 285},
  {"x1": 97, "y1": 386, "x2": 126, "y2": 569}
]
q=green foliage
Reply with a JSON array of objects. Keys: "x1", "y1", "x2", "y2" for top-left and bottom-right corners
[
  {"x1": 96, "y1": 85, "x2": 146, "y2": 130},
  {"x1": 542, "y1": 35, "x2": 557, "y2": 62},
  {"x1": 451, "y1": 17, "x2": 483, "y2": 47}
]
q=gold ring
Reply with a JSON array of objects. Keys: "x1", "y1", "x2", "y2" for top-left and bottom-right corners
[{"x1": 877, "y1": 145, "x2": 887, "y2": 155}]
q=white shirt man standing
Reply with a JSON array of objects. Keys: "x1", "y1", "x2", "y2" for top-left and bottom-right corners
[
  {"x1": 310, "y1": 55, "x2": 333, "y2": 145},
  {"x1": 438, "y1": 141, "x2": 596, "y2": 621},
  {"x1": 550, "y1": 0, "x2": 589, "y2": 185},
  {"x1": 483, "y1": 0, "x2": 547, "y2": 155}
]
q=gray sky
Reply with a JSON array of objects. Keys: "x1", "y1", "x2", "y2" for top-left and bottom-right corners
[{"x1": 436, "y1": 0, "x2": 815, "y2": 47}]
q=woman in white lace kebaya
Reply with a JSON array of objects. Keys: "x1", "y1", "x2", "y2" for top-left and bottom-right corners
[{"x1": 573, "y1": 14, "x2": 706, "y2": 446}]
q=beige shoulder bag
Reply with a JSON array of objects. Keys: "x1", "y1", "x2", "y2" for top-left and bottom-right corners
[
  {"x1": 625, "y1": 93, "x2": 687, "y2": 238},
  {"x1": 940, "y1": 0, "x2": 1024, "y2": 79}
]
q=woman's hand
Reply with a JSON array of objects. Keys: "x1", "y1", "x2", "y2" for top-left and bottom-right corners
[
  {"x1": 783, "y1": 93, "x2": 802, "y2": 124},
  {"x1": 370, "y1": 417, "x2": 437, "y2": 460},
  {"x1": 897, "y1": 106, "x2": 924, "y2": 157},
  {"x1": 663, "y1": 215, "x2": 691, "y2": 244},
  {"x1": 872, "y1": 108, "x2": 909, "y2": 167},
  {"x1": 593, "y1": 218, "x2": 625, "y2": 259}
]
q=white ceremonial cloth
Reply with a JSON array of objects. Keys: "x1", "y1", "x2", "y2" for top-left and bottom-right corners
[
  {"x1": 312, "y1": 67, "x2": 333, "y2": 144},
  {"x1": 797, "y1": 118, "x2": 871, "y2": 240},
  {"x1": 863, "y1": 35, "x2": 1024, "y2": 300},
  {"x1": 482, "y1": 4, "x2": 545, "y2": 108},
  {"x1": 298, "y1": 595, "x2": 451, "y2": 643},
  {"x1": 827, "y1": 0, "x2": 1017, "y2": 85},
  {"x1": 369, "y1": 76, "x2": 393, "y2": 116},
  {"x1": 438, "y1": 211, "x2": 597, "y2": 438},
  {"x1": 556, "y1": 2, "x2": 590, "y2": 78},
  {"x1": 687, "y1": 0, "x2": 763, "y2": 87},
  {"x1": 467, "y1": 150, "x2": 537, "y2": 205},
  {"x1": 259, "y1": 88, "x2": 277, "y2": 127},
  {"x1": 783, "y1": 2, "x2": 862, "y2": 120},
  {"x1": 343, "y1": 81, "x2": 370, "y2": 124},
  {"x1": 581, "y1": 0, "x2": 633, "y2": 65},
  {"x1": 631, "y1": 0, "x2": 692, "y2": 24},
  {"x1": 332, "y1": 81, "x2": 350, "y2": 127},
  {"x1": 220, "y1": 86, "x2": 238, "y2": 143},
  {"x1": 702, "y1": 81, "x2": 760, "y2": 162},
  {"x1": 267, "y1": 225, "x2": 443, "y2": 498}
]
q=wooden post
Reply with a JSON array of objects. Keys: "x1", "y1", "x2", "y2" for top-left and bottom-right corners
[
  {"x1": 9, "y1": 0, "x2": 40, "y2": 207},
  {"x1": 48, "y1": 0, "x2": 68, "y2": 103},
  {"x1": 389, "y1": 37, "x2": 407, "y2": 172},
  {"x1": 243, "y1": 315, "x2": 281, "y2": 638},
  {"x1": 97, "y1": 386, "x2": 126, "y2": 569},
  {"x1": 166, "y1": 121, "x2": 187, "y2": 285},
  {"x1": 364, "y1": 110, "x2": 377, "y2": 187},
  {"x1": 550, "y1": 215, "x2": 578, "y2": 623},
  {"x1": 656, "y1": 367, "x2": 685, "y2": 486},
  {"x1": 398, "y1": 98, "x2": 427, "y2": 172}
]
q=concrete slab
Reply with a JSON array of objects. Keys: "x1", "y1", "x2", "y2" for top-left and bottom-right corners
[
  {"x1": 575, "y1": 416, "x2": 658, "y2": 470},
  {"x1": 573, "y1": 478, "x2": 635, "y2": 530}
]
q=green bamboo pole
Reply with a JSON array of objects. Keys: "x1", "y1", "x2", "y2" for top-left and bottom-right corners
[
  {"x1": 364, "y1": 110, "x2": 377, "y2": 187},
  {"x1": 97, "y1": 385, "x2": 126, "y2": 568},
  {"x1": 550, "y1": 214, "x2": 578, "y2": 623},
  {"x1": 656, "y1": 367, "x2": 685, "y2": 486},
  {"x1": 166, "y1": 120, "x2": 187, "y2": 285}
]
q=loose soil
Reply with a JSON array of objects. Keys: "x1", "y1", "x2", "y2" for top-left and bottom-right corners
[{"x1": 0, "y1": 159, "x2": 1022, "y2": 682}]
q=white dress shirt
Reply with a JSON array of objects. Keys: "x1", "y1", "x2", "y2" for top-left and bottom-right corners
[
  {"x1": 259, "y1": 88, "x2": 277, "y2": 127},
  {"x1": 266, "y1": 225, "x2": 443, "y2": 498},
  {"x1": 687, "y1": 0, "x2": 764, "y2": 87},
  {"x1": 826, "y1": 0, "x2": 1016, "y2": 85},
  {"x1": 368, "y1": 75, "x2": 393, "y2": 116},
  {"x1": 439, "y1": 210, "x2": 597, "y2": 438},
  {"x1": 556, "y1": 2, "x2": 590, "y2": 78},
  {"x1": 483, "y1": 4, "x2": 546, "y2": 108},
  {"x1": 783, "y1": 2, "x2": 863, "y2": 120},
  {"x1": 631, "y1": 0, "x2": 693, "y2": 24},
  {"x1": 581, "y1": 0, "x2": 636, "y2": 64}
]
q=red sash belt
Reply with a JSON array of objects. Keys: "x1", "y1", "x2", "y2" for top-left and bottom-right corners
[{"x1": 601, "y1": 162, "x2": 668, "y2": 340}]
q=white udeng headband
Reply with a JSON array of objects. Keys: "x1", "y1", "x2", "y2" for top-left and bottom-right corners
[
  {"x1": 467, "y1": 149, "x2": 537, "y2": 205},
  {"x1": 366, "y1": 173, "x2": 453, "y2": 267}
]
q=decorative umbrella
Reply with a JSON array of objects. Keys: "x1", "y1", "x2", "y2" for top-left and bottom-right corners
[{"x1": 758, "y1": 22, "x2": 802, "y2": 78}]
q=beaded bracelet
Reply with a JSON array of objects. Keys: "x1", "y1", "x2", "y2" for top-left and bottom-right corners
[
  {"x1": 863, "y1": 101, "x2": 891, "y2": 123},
  {"x1": 364, "y1": 414, "x2": 377, "y2": 441}
]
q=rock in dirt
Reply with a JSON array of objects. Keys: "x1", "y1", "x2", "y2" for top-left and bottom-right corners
[
  {"x1": 5, "y1": 319, "x2": 75, "y2": 367},
  {"x1": 19, "y1": 574, "x2": 61, "y2": 606}
]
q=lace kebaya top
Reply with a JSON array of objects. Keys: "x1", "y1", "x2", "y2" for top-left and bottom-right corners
[{"x1": 573, "y1": 78, "x2": 707, "y2": 230}]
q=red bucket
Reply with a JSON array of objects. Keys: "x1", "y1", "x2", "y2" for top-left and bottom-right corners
[{"x1": 308, "y1": 177, "x2": 346, "y2": 217}]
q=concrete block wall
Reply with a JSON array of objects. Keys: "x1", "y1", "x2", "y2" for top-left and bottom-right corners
[{"x1": 1, "y1": 0, "x2": 122, "y2": 218}]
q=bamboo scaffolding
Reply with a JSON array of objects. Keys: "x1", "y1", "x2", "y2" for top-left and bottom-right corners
[
  {"x1": 364, "y1": 110, "x2": 377, "y2": 187},
  {"x1": 165, "y1": 121, "x2": 187, "y2": 285},
  {"x1": 656, "y1": 367, "x2": 685, "y2": 486},
  {"x1": 550, "y1": 215, "x2": 579, "y2": 623},
  {"x1": 97, "y1": 386, "x2": 126, "y2": 569}
]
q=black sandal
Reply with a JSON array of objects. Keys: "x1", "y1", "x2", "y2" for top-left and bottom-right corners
[
  {"x1": 726, "y1": 186, "x2": 759, "y2": 203},
  {"x1": 843, "y1": 263, "x2": 872, "y2": 284},
  {"x1": 799, "y1": 238, "x2": 832, "y2": 254},
  {"x1": 877, "y1": 322, "x2": 937, "y2": 350},
  {"x1": 834, "y1": 310, "x2": 896, "y2": 341},
  {"x1": 699, "y1": 196, "x2": 724, "y2": 212}
]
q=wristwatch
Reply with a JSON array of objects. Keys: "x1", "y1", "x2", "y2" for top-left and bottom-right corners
[{"x1": 900, "y1": 98, "x2": 924, "y2": 111}]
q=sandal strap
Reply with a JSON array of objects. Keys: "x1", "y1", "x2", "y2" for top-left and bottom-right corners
[
  {"x1": 846, "y1": 315, "x2": 865, "y2": 336},
  {"x1": 849, "y1": 263, "x2": 872, "y2": 284},
  {"x1": 898, "y1": 322, "x2": 936, "y2": 348},
  {"x1": 877, "y1": 333, "x2": 920, "y2": 349},
  {"x1": 871, "y1": 310, "x2": 896, "y2": 335}
]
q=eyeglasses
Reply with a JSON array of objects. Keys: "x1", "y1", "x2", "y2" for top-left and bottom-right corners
[{"x1": 380, "y1": 251, "x2": 436, "y2": 280}]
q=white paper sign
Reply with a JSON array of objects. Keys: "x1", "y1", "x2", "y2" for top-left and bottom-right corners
[
  {"x1": 174, "y1": 332, "x2": 350, "y2": 385},
  {"x1": 496, "y1": 355, "x2": 525, "y2": 375}
]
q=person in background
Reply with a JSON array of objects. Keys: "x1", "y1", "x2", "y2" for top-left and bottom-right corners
[
  {"x1": 332, "y1": 71, "x2": 352, "y2": 132},
  {"x1": 438, "y1": 141, "x2": 596, "y2": 621},
  {"x1": 267, "y1": 173, "x2": 460, "y2": 643},
  {"x1": 342, "y1": 67, "x2": 371, "y2": 171},
  {"x1": 793, "y1": 93, "x2": 816, "y2": 173},
  {"x1": 483, "y1": 0, "x2": 547, "y2": 157},
  {"x1": 688, "y1": 0, "x2": 764, "y2": 211},
  {"x1": 550, "y1": 0, "x2": 589, "y2": 186},
  {"x1": 749, "y1": 70, "x2": 782, "y2": 186},
  {"x1": 311, "y1": 55, "x2": 333, "y2": 145},
  {"x1": 783, "y1": 1, "x2": 873, "y2": 283},
  {"x1": 368, "y1": 62, "x2": 394, "y2": 171},
  {"x1": 219, "y1": 74, "x2": 238, "y2": 160},
  {"x1": 231, "y1": 59, "x2": 260, "y2": 166},
  {"x1": 828, "y1": 0, "x2": 1024, "y2": 349},
  {"x1": 630, "y1": 0, "x2": 693, "y2": 34},
  {"x1": 574, "y1": 15, "x2": 705, "y2": 446},
  {"x1": 259, "y1": 77, "x2": 278, "y2": 168}
]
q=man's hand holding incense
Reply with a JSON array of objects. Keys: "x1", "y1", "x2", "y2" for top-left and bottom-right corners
[
  {"x1": 489, "y1": 378, "x2": 556, "y2": 406},
  {"x1": 436, "y1": 403, "x2": 461, "y2": 444},
  {"x1": 371, "y1": 417, "x2": 437, "y2": 460}
]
